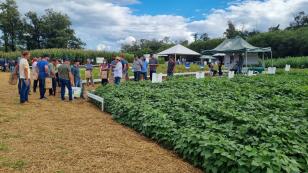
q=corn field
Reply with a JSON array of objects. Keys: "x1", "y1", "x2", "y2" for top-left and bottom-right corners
[
  {"x1": 265, "y1": 56, "x2": 308, "y2": 68},
  {"x1": 0, "y1": 49, "x2": 134, "y2": 63}
]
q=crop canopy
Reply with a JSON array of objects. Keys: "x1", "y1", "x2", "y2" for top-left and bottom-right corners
[
  {"x1": 203, "y1": 36, "x2": 271, "y2": 53},
  {"x1": 158, "y1": 44, "x2": 201, "y2": 56}
]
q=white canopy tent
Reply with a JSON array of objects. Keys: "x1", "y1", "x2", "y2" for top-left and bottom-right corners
[{"x1": 157, "y1": 44, "x2": 201, "y2": 61}]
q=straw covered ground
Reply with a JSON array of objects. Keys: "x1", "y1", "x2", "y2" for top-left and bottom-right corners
[{"x1": 0, "y1": 72, "x2": 200, "y2": 173}]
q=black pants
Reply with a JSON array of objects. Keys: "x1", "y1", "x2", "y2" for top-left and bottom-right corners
[
  {"x1": 49, "y1": 78, "x2": 57, "y2": 96},
  {"x1": 101, "y1": 79, "x2": 108, "y2": 86},
  {"x1": 150, "y1": 71, "x2": 156, "y2": 81},
  {"x1": 33, "y1": 80, "x2": 38, "y2": 92},
  {"x1": 39, "y1": 78, "x2": 46, "y2": 99}
]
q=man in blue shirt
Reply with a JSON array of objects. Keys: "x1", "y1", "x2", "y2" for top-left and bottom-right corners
[
  {"x1": 141, "y1": 57, "x2": 148, "y2": 80},
  {"x1": 37, "y1": 55, "x2": 49, "y2": 99}
]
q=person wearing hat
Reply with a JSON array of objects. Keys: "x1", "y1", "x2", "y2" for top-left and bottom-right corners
[
  {"x1": 114, "y1": 57, "x2": 123, "y2": 85},
  {"x1": 58, "y1": 58, "x2": 73, "y2": 101},
  {"x1": 99, "y1": 59, "x2": 109, "y2": 85},
  {"x1": 71, "y1": 59, "x2": 81, "y2": 87},
  {"x1": 85, "y1": 59, "x2": 94, "y2": 87},
  {"x1": 36, "y1": 54, "x2": 49, "y2": 99}
]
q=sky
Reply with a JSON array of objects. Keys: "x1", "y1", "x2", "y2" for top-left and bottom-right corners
[{"x1": 3, "y1": 0, "x2": 308, "y2": 51}]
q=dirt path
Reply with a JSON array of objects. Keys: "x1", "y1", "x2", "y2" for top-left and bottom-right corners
[{"x1": 0, "y1": 72, "x2": 200, "y2": 173}]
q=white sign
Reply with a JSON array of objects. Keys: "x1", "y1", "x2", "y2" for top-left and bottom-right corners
[
  {"x1": 65, "y1": 87, "x2": 82, "y2": 98},
  {"x1": 248, "y1": 70, "x2": 254, "y2": 76},
  {"x1": 228, "y1": 71, "x2": 235, "y2": 79},
  {"x1": 152, "y1": 73, "x2": 163, "y2": 83},
  {"x1": 268, "y1": 67, "x2": 276, "y2": 75},
  {"x1": 285, "y1": 64, "x2": 291, "y2": 72},
  {"x1": 96, "y1": 57, "x2": 105, "y2": 64},
  {"x1": 196, "y1": 72, "x2": 205, "y2": 79}
]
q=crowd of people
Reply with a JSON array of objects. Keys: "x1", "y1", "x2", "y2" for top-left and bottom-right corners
[{"x1": 10, "y1": 51, "x2": 179, "y2": 104}]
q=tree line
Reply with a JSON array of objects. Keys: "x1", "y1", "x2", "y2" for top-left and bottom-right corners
[
  {"x1": 0, "y1": 0, "x2": 84, "y2": 52},
  {"x1": 122, "y1": 11, "x2": 308, "y2": 58}
]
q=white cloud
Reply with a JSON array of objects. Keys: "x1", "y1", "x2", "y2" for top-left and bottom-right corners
[
  {"x1": 6, "y1": 0, "x2": 308, "y2": 51},
  {"x1": 188, "y1": 0, "x2": 308, "y2": 37},
  {"x1": 96, "y1": 43, "x2": 111, "y2": 51},
  {"x1": 118, "y1": 36, "x2": 136, "y2": 46}
]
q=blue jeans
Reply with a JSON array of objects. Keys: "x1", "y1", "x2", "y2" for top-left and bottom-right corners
[
  {"x1": 142, "y1": 72, "x2": 147, "y2": 80},
  {"x1": 74, "y1": 78, "x2": 81, "y2": 87},
  {"x1": 39, "y1": 78, "x2": 46, "y2": 99},
  {"x1": 134, "y1": 71, "x2": 141, "y2": 81},
  {"x1": 114, "y1": 77, "x2": 121, "y2": 86},
  {"x1": 60, "y1": 78, "x2": 72, "y2": 100},
  {"x1": 20, "y1": 79, "x2": 30, "y2": 103}
]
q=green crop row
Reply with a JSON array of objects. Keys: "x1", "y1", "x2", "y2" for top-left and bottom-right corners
[
  {"x1": 0, "y1": 49, "x2": 134, "y2": 63},
  {"x1": 94, "y1": 70, "x2": 308, "y2": 173},
  {"x1": 264, "y1": 56, "x2": 308, "y2": 68}
]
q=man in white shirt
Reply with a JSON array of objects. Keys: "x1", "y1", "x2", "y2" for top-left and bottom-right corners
[
  {"x1": 32, "y1": 58, "x2": 38, "y2": 92},
  {"x1": 114, "y1": 57, "x2": 123, "y2": 85},
  {"x1": 19, "y1": 51, "x2": 31, "y2": 104}
]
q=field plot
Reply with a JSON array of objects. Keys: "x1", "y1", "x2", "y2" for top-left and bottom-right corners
[
  {"x1": 95, "y1": 70, "x2": 308, "y2": 173},
  {"x1": 0, "y1": 72, "x2": 200, "y2": 173}
]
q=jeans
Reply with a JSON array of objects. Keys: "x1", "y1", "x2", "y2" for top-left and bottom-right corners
[
  {"x1": 60, "y1": 78, "x2": 72, "y2": 100},
  {"x1": 142, "y1": 72, "x2": 147, "y2": 80},
  {"x1": 150, "y1": 71, "x2": 156, "y2": 81},
  {"x1": 134, "y1": 71, "x2": 141, "y2": 81},
  {"x1": 39, "y1": 78, "x2": 46, "y2": 99},
  {"x1": 114, "y1": 77, "x2": 121, "y2": 85},
  {"x1": 20, "y1": 79, "x2": 30, "y2": 103},
  {"x1": 74, "y1": 78, "x2": 81, "y2": 87},
  {"x1": 49, "y1": 78, "x2": 57, "y2": 96}
]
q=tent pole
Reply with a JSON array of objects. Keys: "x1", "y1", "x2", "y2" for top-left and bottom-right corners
[
  {"x1": 245, "y1": 51, "x2": 248, "y2": 68},
  {"x1": 175, "y1": 54, "x2": 177, "y2": 62}
]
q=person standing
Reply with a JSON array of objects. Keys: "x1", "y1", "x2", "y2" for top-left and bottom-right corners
[
  {"x1": 167, "y1": 56, "x2": 176, "y2": 77},
  {"x1": 114, "y1": 57, "x2": 123, "y2": 86},
  {"x1": 32, "y1": 58, "x2": 39, "y2": 93},
  {"x1": 149, "y1": 54, "x2": 158, "y2": 81},
  {"x1": 71, "y1": 60, "x2": 81, "y2": 87},
  {"x1": 56, "y1": 60, "x2": 61, "y2": 87},
  {"x1": 48, "y1": 59, "x2": 57, "y2": 96},
  {"x1": 19, "y1": 51, "x2": 31, "y2": 104},
  {"x1": 37, "y1": 55, "x2": 49, "y2": 99},
  {"x1": 100, "y1": 60, "x2": 109, "y2": 85},
  {"x1": 133, "y1": 56, "x2": 143, "y2": 81},
  {"x1": 121, "y1": 56, "x2": 129, "y2": 81},
  {"x1": 141, "y1": 57, "x2": 148, "y2": 80},
  {"x1": 85, "y1": 59, "x2": 94, "y2": 87},
  {"x1": 58, "y1": 59, "x2": 73, "y2": 101}
]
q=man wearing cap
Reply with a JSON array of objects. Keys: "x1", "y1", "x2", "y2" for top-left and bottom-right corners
[
  {"x1": 36, "y1": 54, "x2": 49, "y2": 99},
  {"x1": 114, "y1": 57, "x2": 123, "y2": 85},
  {"x1": 58, "y1": 58, "x2": 73, "y2": 101}
]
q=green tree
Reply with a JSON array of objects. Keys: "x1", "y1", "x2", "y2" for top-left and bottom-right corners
[
  {"x1": 224, "y1": 21, "x2": 240, "y2": 39},
  {"x1": 40, "y1": 9, "x2": 85, "y2": 49},
  {"x1": 0, "y1": 0, "x2": 22, "y2": 52},
  {"x1": 289, "y1": 11, "x2": 308, "y2": 29},
  {"x1": 21, "y1": 11, "x2": 44, "y2": 50},
  {"x1": 199, "y1": 33, "x2": 209, "y2": 41}
]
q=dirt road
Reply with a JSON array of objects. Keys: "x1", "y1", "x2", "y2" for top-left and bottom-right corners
[{"x1": 0, "y1": 72, "x2": 200, "y2": 173}]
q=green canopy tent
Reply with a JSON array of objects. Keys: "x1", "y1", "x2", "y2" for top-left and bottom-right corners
[{"x1": 202, "y1": 36, "x2": 272, "y2": 67}]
